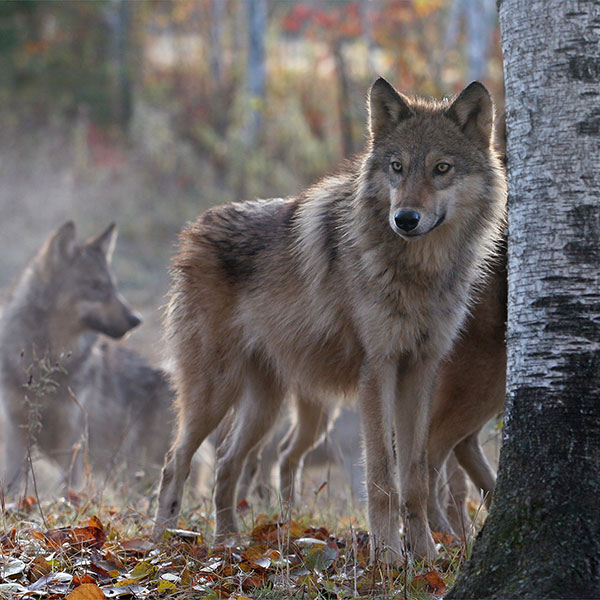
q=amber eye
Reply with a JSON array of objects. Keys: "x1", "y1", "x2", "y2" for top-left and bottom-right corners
[
  {"x1": 435, "y1": 162, "x2": 452, "y2": 174},
  {"x1": 390, "y1": 161, "x2": 403, "y2": 173}
]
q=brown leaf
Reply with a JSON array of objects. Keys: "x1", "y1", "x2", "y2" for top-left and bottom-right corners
[
  {"x1": 73, "y1": 574, "x2": 97, "y2": 586},
  {"x1": 120, "y1": 538, "x2": 155, "y2": 554},
  {"x1": 66, "y1": 583, "x2": 106, "y2": 599},
  {"x1": 432, "y1": 531, "x2": 454, "y2": 546},
  {"x1": 303, "y1": 526, "x2": 330, "y2": 541},
  {"x1": 250, "y1": 520, "x2": 304, "y2": 544},
  {"x1": 0, "y1": 528, "x2": 16, "y2": 550},
  {"x1": 414, "y1": 570, "x2": 447, "y2": 593},
  {"x1": 18, "y1": 496, "x2": 37, "y2": 511},
  {"x1": 44, "y1": 522, "x2": 106, "y2": 551},
  {"x1": 28, "y1": 556, "x2": 52, "y2": 582}
]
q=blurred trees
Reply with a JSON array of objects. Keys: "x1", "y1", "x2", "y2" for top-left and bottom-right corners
[
  {"x1": 0, "y1": 0, "x2": 503, "y2": 315},
  {"x1": 0, "y1": 1, "x2": 128, "y2": 126},
  {"x1": 0, "y1": 1, "x2": 503, "y2": 162}
]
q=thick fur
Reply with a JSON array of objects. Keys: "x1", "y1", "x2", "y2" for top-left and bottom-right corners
[
  {"x1": 238, "y1": 239, "x2": 506, "y2": 536},
  {"x1": 426, "y1": 237, "x2": 506, "y2": 536},
  {"x1": 0, "y1": 222, "x2": 174, "y2": 491},
  {"x1": 155, "y1": 78, "x2": 506, "y2": 561}
]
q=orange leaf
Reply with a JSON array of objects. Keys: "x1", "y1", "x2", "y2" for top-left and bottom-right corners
[
  {"x1": 432, "y1": 531, "x2": 454, "y2": 546},
  {"x1": 73, "y1": 574, "x2": 97, "y2": 586},
  {"x1": 250, "y1": 520, "x2": 303, "y2": 544},
  {"x1": 66, "y1": 583, "x2": 106, "y2": 599},
  {"x1": 88, "y1": 516, "x2": 104, "y2": 530},
  {"x1": 414, "y1": 570, "x2": 447, "y2": 593},
  {"x1": 18, "y1": 496, "x2": 37, "y2": 511}
]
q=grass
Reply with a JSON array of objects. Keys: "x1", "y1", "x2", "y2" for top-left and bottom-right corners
[{"x1": 0, "y1": 463, "x2": 477, "y2": 600}]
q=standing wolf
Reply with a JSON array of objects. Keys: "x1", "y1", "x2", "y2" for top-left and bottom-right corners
[
  {"x1": 155, "y1": 78, "x2": 506, "y2": 561},
  {"x1": 0, "y1": 222, "x2": 174, "y2": 491}
]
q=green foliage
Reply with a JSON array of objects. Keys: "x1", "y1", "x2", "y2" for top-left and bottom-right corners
[{"x1": 0, "y1": 1, "x2": 116, "y2": 124}]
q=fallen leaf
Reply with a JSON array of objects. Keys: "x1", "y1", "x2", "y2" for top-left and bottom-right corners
[
  {"x1": 157, "y1": 578, "x2": 178, "y2": 593},
  {"x1": 414, "y1": 570, "x2": 447, "y2": 593},
  {"x1": 0, "y1": 528, "x2": 16, "y2": 550},
  {"x1": 28, "y1": 571, "x2": 73, "y2": 594},
  {"x1": 298, "y1": 539, "x2": 338, "y2": 572},
  {"x1": 432, "y1": 531, "x2": 454, "y2": 546},
  {"x1": 0, "y1": 557, "x2": 25, "y2": 579},
  {"x1": 18, "y1": 496, "x2": 37, "y2": 511},
  {"x1": 250, "y1": 520, "x2": 304, "y2": 544},
  {"x1": 66, "y1": 583, "x2": 106, "y2": 599},
  {"x1": 120, "y1": 538, "x2": 154, "y2": 554},
  {"x1": 73, "y1": 574, "x2": 97, "y2": 586},
  {"x1": 28, "y1": 555, "x2": 53, "y2": 582},
  {"x1": 0, "y1": 582, "x2": 27, "y2": 596}
]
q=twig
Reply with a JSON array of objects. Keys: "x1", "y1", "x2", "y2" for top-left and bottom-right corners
[{"x1": 26, "y1": 445, "x2": 48, "y2": 529}]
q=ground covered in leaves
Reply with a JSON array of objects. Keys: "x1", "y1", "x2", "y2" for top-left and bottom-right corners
[{"x1": 0, "y1": 492, "x2": 472, "y2": 599}]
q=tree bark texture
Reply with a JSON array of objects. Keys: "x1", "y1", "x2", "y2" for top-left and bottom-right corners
[{"x1": 448, "y1": 2, "x2": 600, "y2": 598}]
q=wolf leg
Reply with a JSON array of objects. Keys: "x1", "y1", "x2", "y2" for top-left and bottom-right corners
[
  {"x1": 427, "y1": 433, "x2": 458, "y2": 536},
  {"x1": 154, "y1": 377, "x2": 239, "y2": 535},
  {"x1": 359, "y1": 360, "x2": 403, "y2": 564},
  {"x1": 444, "y1": 452, "x2": 471, "y2": 537},
  {"x1": 213, "y1": 361, "x2": 284, "y2": 539},
  {"x1": 394, "y1": 359, "x2": 438, "y2": 560},
  {"x1": 453, "y1": 430, "x2": 496, "y2": 508},
  {"x1": 278, "y1": 394, "x2": 330, "y2": 502}
]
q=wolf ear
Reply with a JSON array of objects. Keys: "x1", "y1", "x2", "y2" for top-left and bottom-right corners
[
  {"x1": 42, "y1": 221, "x2": 78, "y2": 269},
  {"x1": 445, "y1": 82, "x2": 494, "y2": 149},
  {"x1": 369, "y1": 77, "x2": 413, "y2": 139},
  {"x1": 87, "y1": 223, "x2": 118, "y2": 262}
]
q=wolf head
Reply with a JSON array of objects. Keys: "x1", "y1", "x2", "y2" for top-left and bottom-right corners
[
  {"x1": 38, "y1": 222, "x2": 142, "y2": 339},
  {"x1": 365, "y1": 78, "x2": 499, "y2": 241}
]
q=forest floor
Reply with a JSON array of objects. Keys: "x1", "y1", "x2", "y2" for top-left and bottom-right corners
[{"x1": 0, "y1": 465, "x2": 481, "y2": 600}]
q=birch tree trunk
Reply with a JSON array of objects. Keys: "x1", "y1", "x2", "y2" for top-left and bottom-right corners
[{"x1": 448, "y1": 2, "x2": 600, "y2": 598}]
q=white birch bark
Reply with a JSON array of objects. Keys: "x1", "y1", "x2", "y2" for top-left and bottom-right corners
[{"x1": 448, "y1": 1, "x2": 600, "y2": 597}]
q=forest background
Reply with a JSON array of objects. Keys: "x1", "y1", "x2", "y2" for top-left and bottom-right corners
[{"x1": 0, "y1": 0, "x2": 502, "y2": 363}]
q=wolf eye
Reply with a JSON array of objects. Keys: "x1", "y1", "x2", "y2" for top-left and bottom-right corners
[
  {"x1": 390, "y1": 161, "x2": 403, "y2": 173},
  {"x1": 435, "y1": 162, "x2": 452, "y2": 174}
]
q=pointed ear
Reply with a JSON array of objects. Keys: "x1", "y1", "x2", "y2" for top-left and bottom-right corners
[
  {"x1": 87, "y1": 223, "x2": 117, "y2": 262},
  {"x1": 445, "y1": 82, "x2": 494, "y2": 149},
  {"x1": 41, "y1": 221, "x2": 78, "y2": 269},
  {"x1": 369, "y1": 77, "x2": 413, "y2": 139}
]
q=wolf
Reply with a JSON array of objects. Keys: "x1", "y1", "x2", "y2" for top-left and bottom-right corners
[
  {"x1": 0, "y1": 222, "x2": 175, "y2": 492},
  {"x1": 154, "y1": 77, "x2": 506, "y2": 561},
  {"x1": 238, "y1": 236, "x2": 506, "y2": 536},
  {"x1": 426, "y1": 236, "x2": 506, "y2": 536}
]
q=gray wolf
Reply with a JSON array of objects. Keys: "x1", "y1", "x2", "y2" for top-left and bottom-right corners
[
  {"x1": 426, "y1": 236, "x2": 506, "y2": 537},
  {"x1": 155, "y1": 77, "x2": 506, "y2": 561},
  {"x1": 237, "y1": 237, "x2": 506, "y2": 537},
  {"x1": 0, "y1": 222, "x2": 174, "y2": 492}
]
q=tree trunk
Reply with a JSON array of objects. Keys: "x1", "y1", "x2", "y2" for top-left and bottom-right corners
[
  {"x1": 447, "y1": 2, "x2": 600, "y2": 598},
  {"x1": 107, "y1": 0, "x2": 133, "y2": 132},
  {"x1": 210, "y1": 0, "x2": 226, "y2": 90},
  {"x1": 332, "y1": 40, "x2": 355, "y2": 157},
  {"x1": 245, "y1": 0, "x2": 267, "y2": 146}
]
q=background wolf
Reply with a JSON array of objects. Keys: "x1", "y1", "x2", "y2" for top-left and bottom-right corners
[
  {"x1": 0, "y1": 222, "x2": 175, "y2": 493},
  {"x1": 155, "y1": 77, "x2": 506, "y2": 561}
]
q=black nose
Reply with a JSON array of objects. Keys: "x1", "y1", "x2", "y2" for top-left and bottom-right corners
[
  {"x1": 394, "y1": 210, "x2": 421, "y2": 232},
  {"x1": 128, "y1": 313, "x2": 142, "y2": 329}
]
